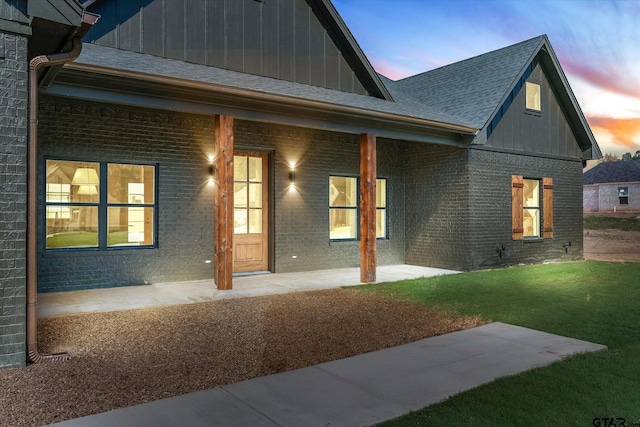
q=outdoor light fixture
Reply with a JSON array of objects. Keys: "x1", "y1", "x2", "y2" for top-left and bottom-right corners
[
  {"x1": 288, "y1": 164, "x2": 296, "y2": 188},
  {"x1": 208, "y1": 156, "x2": 215, "y2": 183}
]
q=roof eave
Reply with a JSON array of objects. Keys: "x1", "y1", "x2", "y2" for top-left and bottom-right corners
[
  {"x1": 314, "y1": 0, "x2": 394, "y2": 102},
  {"x1": 49, "y1": 62, "x2": 477, "y2": 146}
]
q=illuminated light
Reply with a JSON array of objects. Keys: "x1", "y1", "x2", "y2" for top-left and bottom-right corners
[{"x1": 288, "y1": 163, "x2": 296, "y2": 189}]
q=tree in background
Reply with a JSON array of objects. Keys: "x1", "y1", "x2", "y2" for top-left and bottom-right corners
[
  {"x1": 620, "y1": 150, "x2": 640, "y2": 161},
  {"x1": 599, "y1": 153, "x2": 619, "y2": 163}
]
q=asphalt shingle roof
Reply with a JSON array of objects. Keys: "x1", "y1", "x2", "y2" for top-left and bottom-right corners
[
  {"x1": 390, "y1": 36, "x2": 544, "y2": 129},
  {"x1": 583, "y1": 160, "x2": 640, "y2": 184},
  {"x1": 74, "y1": 43, "x2": 475, "y2": 129}
]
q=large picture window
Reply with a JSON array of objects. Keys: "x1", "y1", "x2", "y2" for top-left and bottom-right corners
[{"x1": 45, "y1": 160, "x2": 156, "y2": 250}]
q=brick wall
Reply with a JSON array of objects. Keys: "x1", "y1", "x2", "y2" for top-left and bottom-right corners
[
  {"x1": 468, "y1": 149, "x2": 584, "y2": 269},
  {"x1": 37, "y1": 98, "x2": 406, "y2": 291},
  {"x1": 404, "y1": 143, "x2": 471, "y2": 271},
  {"x1": 593, "y1": 182, "x2": 640, "y2": 213},
  {"x1": 235, "y1": 123, "x2": 406, "y2": 272},
  {"x1": 0, "y1": 31, "x2": 28, "y2": 368},
  {"x1": 38, "y1": 97, "x2": 217, "y2": 292}
]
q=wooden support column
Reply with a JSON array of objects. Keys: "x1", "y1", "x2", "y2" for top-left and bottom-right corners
[
  {"x1": 213, "y1": 115, "x2": 234, "y2": 290},
  {"x1": 360, "y1": 133, "x2": 377, "y2": 283}
]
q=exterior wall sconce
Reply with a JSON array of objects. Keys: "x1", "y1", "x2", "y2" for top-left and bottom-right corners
[
  {"x1": 208, "y1": 156, "x2": 215, "y2": 183},
  {"x1": 288, "y1": 164, "x2": 295, "y2": 188}
]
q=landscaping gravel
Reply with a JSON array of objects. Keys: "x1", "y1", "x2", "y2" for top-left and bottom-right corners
[{"x1": 0, "y1": 288, "x2": 482, "y2": 427}]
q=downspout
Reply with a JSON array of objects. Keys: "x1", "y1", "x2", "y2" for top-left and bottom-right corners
[{"x1": 27, "y1": 37, "x2": 83, "y2": 363}]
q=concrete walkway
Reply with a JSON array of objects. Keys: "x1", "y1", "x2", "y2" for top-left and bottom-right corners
[
  {"x1": 48, "y1": 322, "x2": 606, "y2": 427},
  {"x1": 38, "y1": 265, "x2": 457, "y2": 317}
]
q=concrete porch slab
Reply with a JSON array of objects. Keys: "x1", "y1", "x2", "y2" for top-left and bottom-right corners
[{"x1": 38, "y1": 265, "x2": 457, "y2": 317}]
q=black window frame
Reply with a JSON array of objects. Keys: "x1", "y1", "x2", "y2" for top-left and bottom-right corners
[
  {"x1": 523, "y1": 177, "x2": 541, "y2": 239},
  {"x1": 44, "y1": 158, "x2": 159, "y2": 252},
  {"x1": 329, "y1": 175, "x2": 359, "y2": 242}
]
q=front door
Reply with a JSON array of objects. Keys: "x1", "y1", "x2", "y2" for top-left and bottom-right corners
[{"x1": 233, "y1": 152, "x2": 269, "y2": 273}]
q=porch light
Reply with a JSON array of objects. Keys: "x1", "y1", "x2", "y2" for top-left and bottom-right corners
[{"x1": 288, "y1": 163, "x2": 295, "y2": 189}]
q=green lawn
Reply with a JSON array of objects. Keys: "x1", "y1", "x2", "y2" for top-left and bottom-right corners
[
  {"x1": 356, "y1": 261, "x2": 640, "y2": 426},
  {"x1": 584, "y1": 215, "x2": 640, "y2": 231}
]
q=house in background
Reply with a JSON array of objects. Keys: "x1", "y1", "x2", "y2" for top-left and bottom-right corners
[
  {"x1": 583, "y1": 160, "x2": 640, "y2": 213},
  {"x1": 0, "y1": 0, "x2": 600, "y2": 368}
]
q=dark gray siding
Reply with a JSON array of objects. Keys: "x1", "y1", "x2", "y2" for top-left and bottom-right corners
[
  {"x1": 0, "y1": 0, "x2": 28, "y2": 23},
  {"x1": 485, "y1": 62, "x2": 582, "y2": 159},
  {"x1": 468, "y1": 149, "x2": 583, "y2": 269},
  {"x1": 0, "y1": 31, "x2": 28, "y2": 368},
  {"x1": 84, "y1": 0, "x2": 368, "y2": 95},
  {"x1": 37, "y1": 97, "x2": 406, "y2": 292},
  {"x1": 404, "y1": 143, "x2": 471, "y2": 271}
]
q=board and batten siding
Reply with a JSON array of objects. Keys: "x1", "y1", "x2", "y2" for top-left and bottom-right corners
[
  {"x1": 84, "y1": 0, "x2": 368, "y2": 95},
  {"x1": 485, "y1": 61, "x2": 582, "y2": 160}
]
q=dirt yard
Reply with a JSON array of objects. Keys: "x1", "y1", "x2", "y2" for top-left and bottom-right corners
[
  {"x1": 0, "y1": 289, "x2": 482, "y2": 427},
  {"x1": 584, "y1": 228, "x2": 640, "y2": 262}
]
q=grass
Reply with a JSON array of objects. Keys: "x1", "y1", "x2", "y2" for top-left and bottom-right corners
[
  {"x1": 584, "y1": 215, "x2": 640, "y2": 231},
  {"x1": 356, "y1": 261, "x2": 640, "y2": 426}
]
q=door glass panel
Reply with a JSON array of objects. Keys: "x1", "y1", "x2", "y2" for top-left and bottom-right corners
[
  {"x1": 234, "y1": 209, "x2": 247, "y2": 234},
  {"x1": 249, "y1": 209, "x2": 262, "y2": 234},
  {"x1": 249, "y1": 157, "x2": 262, "y2": 182},
  {"x1": 234, "y1": 183, "x2": 247, "y2": 207},
  {"x1": 249, "y1": 183, "x2": 262, "y2": 208},
  {"x1": 234, "y1": 156, "x2": 247, "y2": 182}
]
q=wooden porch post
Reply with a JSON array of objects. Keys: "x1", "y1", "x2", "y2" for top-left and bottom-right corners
[
  {"x1": 214, "y1": 115, "x2": 234, "y2": 290},
  {"x1": 360, "y1": 133, "x2": 377, "y2": 283}
]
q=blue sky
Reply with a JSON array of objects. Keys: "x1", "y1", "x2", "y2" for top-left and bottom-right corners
[{"x1": 332, "y1": 0, "x2": 640, "y2": 157}]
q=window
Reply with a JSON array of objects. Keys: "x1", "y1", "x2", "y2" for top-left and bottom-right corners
[
  {"x1": 45, "y1": 160, "x2": 156, "y2": 249},
  {"x1": 523, "y1": 179, "x2": 540, "y2": 238},
  {"x1": 512, "y1": 175, "x2": 553, "y2": 240},
  {"x1": 525, "y1": 81, "x2": 541, "y2": 111},
  {"x1": 107, "y1": 164, "x2": 155, "y2": 246},
  {"x1": 328, "y1": 176, "x2": 387, "y2": 240},
  {"x1": 234, "y1": 155, "x2": 264, "y2": 234},
  {"x1": 376, "y1": 178, "x2": 387, "y2": 239},
  {"x1": 619, "y1": 187, "x2": 629, "y2": 205},
  {"x1": 329, "y1": 176, "x2": 358, "y2": 240}
]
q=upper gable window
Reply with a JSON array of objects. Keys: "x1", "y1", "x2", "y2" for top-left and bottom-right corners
[{"x1": 525, "y1": 82, "x2": 541, "y2": 111}]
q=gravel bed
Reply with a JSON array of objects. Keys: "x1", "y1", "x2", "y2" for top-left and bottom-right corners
[{"x1": 0, "y1": 288, "x2": 483, "y2": 427}]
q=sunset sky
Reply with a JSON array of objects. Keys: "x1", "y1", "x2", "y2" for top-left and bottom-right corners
[{"x1": 332, "y1": 0, "x2": 640, "y2": 158}]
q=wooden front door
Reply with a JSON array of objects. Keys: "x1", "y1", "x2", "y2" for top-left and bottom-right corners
[{"x1": 233, "y1": 152, "x2": 269, "y2": 273}]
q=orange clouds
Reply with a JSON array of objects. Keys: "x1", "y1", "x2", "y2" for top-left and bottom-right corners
[{"x1": 588, "y1": 116, "x2": 640, "y2": 149}]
